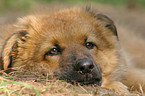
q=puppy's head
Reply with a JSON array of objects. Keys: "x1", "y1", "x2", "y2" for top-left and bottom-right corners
[{"x1": 1, "y1": 8, "x2": 118, "y2": 86}]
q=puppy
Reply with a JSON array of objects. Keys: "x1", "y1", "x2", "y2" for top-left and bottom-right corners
[{"x1": 0, "y1": 7, "x2": 145, "y2": 94}]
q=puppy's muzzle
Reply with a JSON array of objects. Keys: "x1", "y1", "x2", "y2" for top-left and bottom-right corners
[{"x1": 73, "y1": 59, "x2": 102, "y2": 86}]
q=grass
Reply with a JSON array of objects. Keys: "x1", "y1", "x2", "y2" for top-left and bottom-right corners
[
  {"x1": 0, "y1": 76, "x2": 58, "y2": 96},
  {"x1": 0, "y1": 71, "x2": 117, "y2": 96},
  {"x1": 0, "y1": 71, "x2": 140, "y2": 96},
  {"x1": 0, "y1": 79, "x2": 40, "y2": 96},
  {"x1": 0, "y1": 76, "x2": 73, "y2": 96}
]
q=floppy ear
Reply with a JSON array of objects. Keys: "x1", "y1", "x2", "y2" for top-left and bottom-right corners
[
  {"x1": 96, "y1": 14, "x2": 118, "y2": 39},
  {"x1": 0, "y1": 31, "x2": 28, "y2": 70},
  {"x1": 0, "y1": 16, "x2": 34, "y2": 70},
  {"x1": 86, "y1": 7, "x2": 118, "y2": 39},
  {"x1": 1, "y1": 33, "x2": 18, "y2": 70}
]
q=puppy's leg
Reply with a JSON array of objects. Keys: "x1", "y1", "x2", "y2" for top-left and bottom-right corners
[
  {"x1": 122, "y1": 67, "x2": 145, "y2": 93},
  {"x1": 102, "y1": 77, "x2": 129, "y2": 94}
]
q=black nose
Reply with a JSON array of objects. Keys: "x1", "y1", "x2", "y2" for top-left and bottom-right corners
[{"x1": 74, "y1": 59, "x2": 94, "y2": 74}]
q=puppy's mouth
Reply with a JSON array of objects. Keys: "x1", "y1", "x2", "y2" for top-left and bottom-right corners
[
  {"x1": 76, "y1": 73, "x2": 102, "y2": 86},
  {"x1": 63, "y1": 72, "x2": 102, "y2": 86},
  {"x1": 54, "y1": 67, "x2": 102, "y2": 86}
]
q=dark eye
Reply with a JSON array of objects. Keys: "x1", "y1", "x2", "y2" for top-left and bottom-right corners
[
  {"x1": 45, "y1": 48, "x2": 60, "y2": 56},
  {"x1": 85, "y1": 42, "x2": 96, "y2": 49}
]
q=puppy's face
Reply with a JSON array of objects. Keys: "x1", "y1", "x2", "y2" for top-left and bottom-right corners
[
  {"x1": 27, "y1": 16, "x2": 103, "y2": 85},
  {"x1": 1, "y1": 8, "x2": 118, "y2": 86}
]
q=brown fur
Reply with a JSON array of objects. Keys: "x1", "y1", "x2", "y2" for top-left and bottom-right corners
[{"x1": 0, "y1": 7, "x2": 145, "y2": 95}]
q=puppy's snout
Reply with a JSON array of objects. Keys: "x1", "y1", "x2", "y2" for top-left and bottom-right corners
[{"x1": 74, "y1": 59, "x2": 94, "y2": 74}]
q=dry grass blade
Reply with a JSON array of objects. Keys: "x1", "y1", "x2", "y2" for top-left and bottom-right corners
[{"x1": 0, "y1": 81, "x2": 40, "y2": 96}]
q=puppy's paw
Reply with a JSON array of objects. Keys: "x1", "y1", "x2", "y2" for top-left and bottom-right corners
[{"x1": 102, "y1": 81, "x2": 129, "y2": 94}]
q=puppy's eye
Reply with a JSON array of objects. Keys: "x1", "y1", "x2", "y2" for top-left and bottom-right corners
[
  {"x1": 85, "y1": 42, "x2": 96, "y2": 49},
  {"x1": 45, "y1": 48, "x2": 60, "y2": 56}
]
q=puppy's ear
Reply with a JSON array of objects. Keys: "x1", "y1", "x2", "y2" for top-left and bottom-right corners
[
  {"x1": 86, "y1": 8, "x2": 118, "y2": 39},
  {"x1": 1, "y1": 32, "x2": 18, "y2": 70},
  {"x1": 96, "y1": 14, "x2": 118, "y2": 38},
  {"x1": 0, "y1": 16, "x2": 34, "y2": 70},
  {"x1": 1, "y1": 31, "x2": 28, "y2": 70}
]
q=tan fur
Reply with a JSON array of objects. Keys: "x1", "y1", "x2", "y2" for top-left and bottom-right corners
[{"x1": 0, "y1": 7, "x2": 145, "y2": 95}]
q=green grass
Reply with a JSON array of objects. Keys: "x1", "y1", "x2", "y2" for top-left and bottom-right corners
[{"x1": 0, "y1": 80, "x2": 40, "y2": 96}]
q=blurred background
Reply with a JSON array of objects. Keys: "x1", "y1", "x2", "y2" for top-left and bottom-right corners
[
  {"x1": 0, "y1": 0, "x2": 145, "y2": 12},
  {"x1": 0, "y1": 0, "x2": 145, "y2": 36}
]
